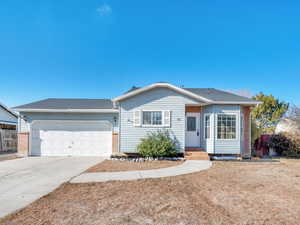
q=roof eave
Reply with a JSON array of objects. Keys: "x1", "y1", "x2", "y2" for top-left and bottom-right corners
[
  {"x1": 211, "y1": 101, "x2": 262, "y2": 106},
  {"x1": 0, "y1": 104, "x2": 18, "y2": 118},
  {"x1": 0, "y1": 120, "x2": 17, "y2": 125},
  {"x1": 14, "y1": 108, "x2": 119, "y2": 113}
]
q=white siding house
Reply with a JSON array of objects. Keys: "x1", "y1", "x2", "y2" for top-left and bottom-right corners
[{"x1": 14, "y1": 83, "x2": 259, "y2": 157}]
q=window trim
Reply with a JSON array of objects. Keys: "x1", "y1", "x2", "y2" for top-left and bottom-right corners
[
  {"x1": 141, "y1": 110, "x2": 164, "y2": 127},
  {"x1": 216, "y1": 113, "x2": 238, "y2": 141},
  {"x1": 204, "y1": 113, "x2": 212, "y2": 140},
  {"x1": 240, "y1": 114, "x2": 244, "y2": 141}
]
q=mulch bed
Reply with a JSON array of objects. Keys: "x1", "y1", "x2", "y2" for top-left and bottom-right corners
[
  {"x1": 1, "y1": 159, "x2": 300, "y2": 225},
  {"x1": 85, "y1": 159, "x2": 183, "y2": 173}
]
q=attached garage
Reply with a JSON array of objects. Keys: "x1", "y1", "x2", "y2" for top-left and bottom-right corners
[
  {"x1": 14, "y1": 98, "x2": 119, "y2": 157},
  {"x1": 30, "y1": 120, "x2": 112, "y2": 156}
]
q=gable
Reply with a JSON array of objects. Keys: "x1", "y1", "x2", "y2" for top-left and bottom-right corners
[
  {"x1": 0, "y1": 106, "x2": 17, "y2": 124},
  {"x1": 114, "y1": 83, "x2": 211, "y2": 103},
  {"x1": 119, "y1": 87, "x2": 204, "y2": 111},
  {"x1": 114, "y1": 83, "x2": 260, "y2": 106}
]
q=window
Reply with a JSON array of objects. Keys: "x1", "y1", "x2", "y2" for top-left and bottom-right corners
[
  {"x1": 217, "y1": 114, "x2": 236, "y2": 139},
  {"x1": 187, "y1": 117, "x2": 196, "y2": 131},
  {"x1": 241, "y1": 115, "x2": 244, "y2": 140},
  {"x1": 142, "y1": 111, "x2": 162, "y2": 126},
  {"x1": 205, "y1": 114, "x2": 211, "y2": 139}
]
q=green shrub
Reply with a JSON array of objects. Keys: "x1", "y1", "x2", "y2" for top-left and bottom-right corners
[
  {"x1": 137, "y1": 130, "x2": 178, "y2": 157},
  {"x1": 268, "y1": 133, "x2": 300, "y2": 157}
]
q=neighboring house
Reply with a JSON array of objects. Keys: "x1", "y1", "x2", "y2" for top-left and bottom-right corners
[
  {"x1": 0, "y1": 102, "x2": 18, "y2": 130},
  {"x1": 14, "y1": 82, "x2": 260, "y2": 158},
  {"x1": 0, "y1": 102, "x2": 18, "y2": 152}
]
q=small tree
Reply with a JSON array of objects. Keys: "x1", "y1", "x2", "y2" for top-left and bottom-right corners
[
  {"x1": 137, "y1": 130, "x2": 178, "y2": 158},
  {"x1": 252, "y1": 92, "x2": 289, "y2": 134}
]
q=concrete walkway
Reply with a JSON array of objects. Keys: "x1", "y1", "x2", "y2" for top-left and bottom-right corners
[
  {"x1": 71, "y1": 160, "x2": 212, "y2": 183},
  {"x1": 0, "y1": 157, "x2": 104, "y2": 218}
]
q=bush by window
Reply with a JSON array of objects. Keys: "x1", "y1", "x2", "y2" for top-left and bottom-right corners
[{"x1": 137, "y1": 130, "x2": 178, "y2": 157}]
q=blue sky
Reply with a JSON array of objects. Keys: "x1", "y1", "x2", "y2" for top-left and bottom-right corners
[{"x1": 1, "y1": 0, "x2": 299, "y2": 107}]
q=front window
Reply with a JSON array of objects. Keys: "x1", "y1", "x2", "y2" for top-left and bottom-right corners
[
  {"x1": 217, "y1": 114, "x2": 237, "y2": 139},
  {"x1": 205, "y1": 114, "x2": 211, "y2": 139},
  {"x1": 142, "y1": 111, "x2": 162, "y2": 126}
]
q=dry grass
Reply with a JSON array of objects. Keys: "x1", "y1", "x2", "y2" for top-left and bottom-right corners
[
  {"x1": 1, "y1": 159, "x2": 300, "y2": 225},
  {"x1": 85, "y1": 159, "x2": 183, "y2": 173}
]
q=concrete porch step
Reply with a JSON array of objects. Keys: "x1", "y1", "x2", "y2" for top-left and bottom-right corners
[
  {"x1": 186, "y1": 156, "x2": 210, "y2": 160},
  {"x1": 184, "y1": 151, "x2": 210, "y2": 160},
  {"x1": 184, "y1": 151, "x2": 208, "y2": 156},
  {"x1": 185, "y1": 147, "x2": 205, "y2": 152}
]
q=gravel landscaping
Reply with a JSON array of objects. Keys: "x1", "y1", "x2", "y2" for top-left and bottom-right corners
[
  {"x1": 85, "y1": 159, "x2": 183, "y2": 173},
  {"x1": 1, "y1": 159, "x2": 300, "y2": 225}
]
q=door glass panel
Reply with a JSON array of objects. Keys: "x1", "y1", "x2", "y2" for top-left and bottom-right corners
[{"x1": 187, "y1": 117, "x2": 196, "y2": 131}]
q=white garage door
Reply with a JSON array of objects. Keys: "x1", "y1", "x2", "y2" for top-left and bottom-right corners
[{"x1": 31, "y1": 120, "x2": 112, "y2": 156}]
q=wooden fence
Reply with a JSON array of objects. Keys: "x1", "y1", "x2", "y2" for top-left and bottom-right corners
[{"x1": 0, "y1": 129, "x2": 17, "y2": 152}]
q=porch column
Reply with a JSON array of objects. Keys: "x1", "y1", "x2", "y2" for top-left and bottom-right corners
[{"x1": 242, "y1": 106, "x2": 251, "y2": 158}]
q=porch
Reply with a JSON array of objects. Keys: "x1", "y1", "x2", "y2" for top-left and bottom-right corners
[{"x1": 184, "y1": 106, "x2": 209, "y2": 160}]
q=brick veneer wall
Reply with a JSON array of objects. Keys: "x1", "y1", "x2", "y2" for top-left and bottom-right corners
[
  {"x1": 185, "y1": 106, "x2": 202, "y2": 113},
  {"x1": 242, "y1": 106, "x2": 251, "y2": 158},
  {"x1": 18, "y1": 132, "x2": 29, "y2": 156},
  {"x1": 112, "y1": 133, "x2": 119, "y2": 153}
]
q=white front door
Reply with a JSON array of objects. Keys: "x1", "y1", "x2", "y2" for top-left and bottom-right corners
[{"x1": 185, "y1": 112, "x2": 201, "y2": 147}]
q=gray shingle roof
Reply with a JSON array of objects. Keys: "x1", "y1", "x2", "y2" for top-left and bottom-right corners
[
  {"x1": 125, "y1": 86, "x2": 256, "y2": 103},
  {"x1": 14, "y1": 98, "x2": 115, "y2": 110},
  {"x1": 14, "y1": 85, "x2": 257, "y2": 111},
  {"x1": 183, "y1": 88, "x2": 257, "y2": 103}
]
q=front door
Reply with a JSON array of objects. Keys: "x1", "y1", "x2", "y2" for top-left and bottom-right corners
[{"x1": 185, "y1": 112, "x2": 201, "y2": 147}]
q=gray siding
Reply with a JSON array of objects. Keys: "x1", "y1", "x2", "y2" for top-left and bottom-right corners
[
  {"x1": 20, "y1": 112, "x2": 119, "y2": 133},
  {"x1": 119, "y1": 88, "x2": 202, "y2": 153},
  {"x1": 18, "y1": 117, "x2": 30, "y2": 132},
  {"x1": 201, "y1": 105, "x2": 241, "y2": 154},
  {"x1": 213, "y1": 105, "x2": 241, "y2": 154}
]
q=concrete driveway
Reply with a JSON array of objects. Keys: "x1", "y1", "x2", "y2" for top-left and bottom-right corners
[{"x1": 0, "y1": 157, "x2": 104, "y2": 218}]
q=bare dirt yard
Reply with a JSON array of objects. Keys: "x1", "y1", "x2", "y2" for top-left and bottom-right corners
[
  {"x1": 85, "y1": 159, "x2": 183, "y2": 173},
  {"x1": 1, "y1": 159, "x2": 300, "y2": 225}
]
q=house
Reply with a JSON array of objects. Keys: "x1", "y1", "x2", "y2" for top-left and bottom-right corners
[
  {"x1": 14, "y1": 83, "x2": 260, "y2": 158},
  {"x1": 0, "y1": 102, "x2": 18, "y2": 152},
  {"x1": 0, "y1": 102, "x2": 18, "y2": 130}
]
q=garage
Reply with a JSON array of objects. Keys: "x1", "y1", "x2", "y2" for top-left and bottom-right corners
[{"x1": 30, "y1": 120, "x2": 112, "y2": 156}]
